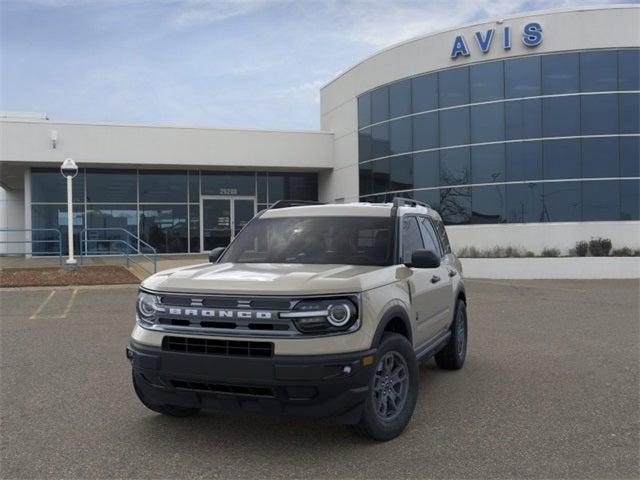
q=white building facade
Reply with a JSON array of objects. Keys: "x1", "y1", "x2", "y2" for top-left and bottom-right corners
[{"x1": 1, "y1": 5, "x2": 638, "y2": 256}]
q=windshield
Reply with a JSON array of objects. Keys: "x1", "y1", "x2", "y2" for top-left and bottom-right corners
[{"x1": 219, "y1": 216, "x2": 394, "y2": 266}]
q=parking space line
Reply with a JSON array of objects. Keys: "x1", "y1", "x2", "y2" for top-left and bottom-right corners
[
  {"x1": 466, "y1": 279, "x2": 587, "y2": 293},
  {"x1": 29, "y1": 290, "x2": 56, "y2": 319}
]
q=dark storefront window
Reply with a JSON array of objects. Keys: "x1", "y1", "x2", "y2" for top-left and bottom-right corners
[
  {"x1": 411, "y1": 73, "x2": 438, "y2": 113},
  {"x1": 581, "y1": 51, "x2": 618, "y2": 92},
  {"x1": 620, "y1": 137, "x2": 640, "y2": 177},
  {"x1": 412, "y1": 112, "x2": 438, "y2": 151},
  {"x1": 471, "y1": 144, "x2": 505, "y2": 184},
  {"x1": 371, "y1": 86, "x2": 389, "y2": 124},
  {"x1": 470, "y1": 61, "x2": 504, "y2": 102},
  {"x1": 582, "y1": 180, "x2": 620, "y2": 221},
  {"x1": 543, "y1": 139, "x2": 580, "y2": 180},
  {"x1": 505, "y1": 183, "x2": 543, "y2": 223},
  {"x1": 581, "y1": 94, "x2": 619, "y2": 135},
  {"x1": 358, "y1": 93, "x2": 371, "y2": 128},
  {"x1": 505, "y1": 56, "x2": 540, "y2": 98},
  {"x1": 541, "y1": 53, "x2": 579, "y2": 95},
  {"x1": 85, "y1": 205, "x2": 137, "y2": 254},
  {"x1": 582, "y1": 137, "x2": 619, "y2": 178},
  {"x1": 440, "y1": 187, "x2": 471, "y2": 225},
  {"x1": 621, "y1": 180, "x2": 640, "y2": 220},
  {"x1": 506, "y1": 142, "x2": 543, "y2": 182},
  {"x1": 543, "y1": 182, "x2": 581, "y2": 222},
  {"x1": 86, "y1": 170, "x2": 136, "y2": 203},
  {"x1": 139, "y1": 205, "x2": 188, "y2": 253},
  {"x1": 31, "y1": 204, "x2": 84, "y2": 255},
  {"x1": 389, "y1": 117, "x2": 412, "y2": 155},
  {"x1": 440, "y1": 148, "x2": 470, "y2": 186},
  {"x1": 202, "y1": 172, "x2": 254, "y2": 196},
  {"x1": 413, "y1": 152, "x2": 439, "y2": 189},
  {"x1": 505, "y1": 99, "x2": 541, "y2": 140},
  {"x1": 470, "y1": 103, "x2": 505, "y2": 143},
  {"x1": 139, "y1": 170, "x2": 188, "y2": 203},
  {"x1": 542, "y1": 96, "x2": 580, "y2": 137},
  {"x1": 389, "y1": 79, "x2": 411, "y2": 118},
  {"x1": 31, "y1": 168, "x2": 84, "y2": 203},
  {"x1": 439, "y1": 107, "x2": 469, "y2": 147},
  {"x1": 439, "y1": 67, "x2": 469, "y2": 107},
  {"x1": 471, "y1": 185, "x2": 506, "y2": 224},
  {"x1": 390, "y1": 155, "x2": 412, "y2": 191}
]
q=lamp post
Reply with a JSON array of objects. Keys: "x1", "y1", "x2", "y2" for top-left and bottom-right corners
[{"x1": 60, "y1": 158, "x2": 78, "y2": 265}]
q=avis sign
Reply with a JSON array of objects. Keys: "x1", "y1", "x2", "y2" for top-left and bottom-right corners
[{"x1": 450, "y1": 22, "x2": 543, "y2": 59}]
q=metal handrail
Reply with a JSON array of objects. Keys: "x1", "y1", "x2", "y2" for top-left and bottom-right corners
[
  {"x1": 0, "y1": 228, "x2": 63, "y2": 265},
  {"x1": 79, "y1": 228, "x2": 157, "y2": 274}
]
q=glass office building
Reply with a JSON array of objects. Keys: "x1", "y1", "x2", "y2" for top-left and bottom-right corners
[
  {"x1": 357, "y1": 48, "x2": 639, "y2": 225},
  {"x1": 30, "y1": 169, "x2": 317, "y2": 255}
]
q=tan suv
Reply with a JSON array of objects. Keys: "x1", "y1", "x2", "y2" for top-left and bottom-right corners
[{"x1": 127, "y1": 198, "x2": 467, "y2": 441}]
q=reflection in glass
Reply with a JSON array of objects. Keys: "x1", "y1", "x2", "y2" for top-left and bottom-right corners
[
  {"x1": 86, "y1": 205, "x2": 137, "y2": 254},
  {"x1": 86, "y1": 169, "x2": 136, "y2": 203},
  {"x1": 371, "y1": 86, "x2": 389, "y2": 123},
  {"x1": 390, "y1": 155, "x2": 413, "y2": 191},
  {"x1": 542, "y1": 182, "x2": 581, "y2": 222},
  {"x1": 471, "y1": 185, "x2": 506, "y2": 224},
  {"x1": 505, "y1": 99, "x2": 541, "y2": 140},
  {"x1": 371, "y1": 123, "x2": 390, "y2": 158},
  {"x1": 582, "y1": 138, "x2": 619, "y2": 178},
  {"x1": 439, "y1": 107, "x2": 469, "y2": 147},
  {"x1": 372, "y1": 158, "x2": 390, "y2": 193},
  {"x1": 543, "y1": 96, "x2": 580, "y2": 137},
  {"x1": 620, "y1": 137, "x2": 640, "y2": 177},
  {"x1": 413, "y1": 189, "x2": 440, "y2": 212},
  {"x1": 413, "y1": 152, "x2": 439, "y2": 189},
  {"x1": 471, "y1": 144, "x2": 505, "y2": 184},
  {"x1": 189, "y1": 171, "x2": 200, "y2": 202},
  {"x1": 389, "y1": 117, "x2": 412, "y2": 155},
  {"x1": 621, "y1": 180, "x2": 640, "y2": 220},
  {"x1": 189, "y1": 204, "x2": 200, "y2": 253},
  {"x1": 506, "y1": 183, "x2": 543, "y2": 223},
  {"x1": 31, "y1": 168, "x2": 85, "y2": 203},
  {"x1": 581, "y1": 50, "x2": 618, "y2": 92},
  {"x1": 506, "y1": 142, "x2": 543, "y2": 182},
  {"x1": 359, "y1": 164, "x2": 373, "y2": 196},
  {"x1": 541, "y1": 53, "x2": 579, "y2": 94},
  {"x1": 618, "y1": 49, "x2": 640, "y2": 91},
  {"x1": 440, "y1": 187, "x2": 471, "y2": 225},
  {"x1": 202, "y1": 199, "x2": 231, "y2": 250},
  {"x1": 139, "y1": 205, "x2": 188, "y2": 253},
  {"x1": 582, "y1": 180, "x2": 620, "y2": 221},
  {"x1": 505, "y1": 56, "x2": 541, "y2": 98},
  {"x1": 31, "y1": 204, "x2": 84, "y2": 255},
  {"x1": 389, "y1": 79, "x2": 411, "y2": 118},
  {"x1": 439, "y1": 67, "x2": 469, "y2": 107},
  {"x1": 543, "y1": 139, "x2": 580, "y2": 180},
  {"x1": 470, "y1": 61, "x2": 504, "y2": 102},
  {"x1": 411, "y1": 73, "x2": 438, "y2": 113},
  {"x1": 267, "y1": 174, "x2": 317, "y2": 203},
  {"x1": 358, "y1": 94, "x2": 371, "y2": 128},
  {"x1": 440, "y1": 148, "x2": 470, "y2": 186},
  {"x1": 412, "y1": 112, "x2": 438, "y2": 151},
  {"x1": 620, "y1": 92, "x2": 640, "y2": 134},
  {"x1": 581, "y1": 94, "x2": 619, "y2": 135},
  {"x1": 470, "y1": 103, "x2": 505, "y2": 143},
  {"x1": 359, "y1": 128, "x2": 373, "y2": 162},
  {"x1": 139, "y1": 170, "x2": 187, "y2": 203}
]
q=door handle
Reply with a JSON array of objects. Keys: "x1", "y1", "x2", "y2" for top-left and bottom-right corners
[
  {"x1": 448, "y1": 269, "x2": 457, "y2": 277},
  {"x1": 430, "y1": 275, "x2": 441, "y2": 283}
]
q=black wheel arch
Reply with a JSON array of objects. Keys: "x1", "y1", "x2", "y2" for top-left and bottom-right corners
[{"x1": 371, "y1": 305, "x2": 413, "y2": 348}]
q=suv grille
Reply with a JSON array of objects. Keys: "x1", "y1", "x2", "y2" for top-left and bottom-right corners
[
  {"x1": 171, "y1": 380, "x2": 275, "y2": 397},
  {"x1": 162, "y1": 336, "x2": 274, "y2": 358}
]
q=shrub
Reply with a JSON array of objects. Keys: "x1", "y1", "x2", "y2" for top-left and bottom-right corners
[
  {"x1": 540, "y1": 248, "x2": 561, "y2": 257},
  {"x1": 589, "y1": 237, "x2": 612, "y2": 257},
  {"x1": 611, "y1": 247, "x2": 640, "y2": 257},
  {"x1": 575, "y1": 241, "x2": 589, "y2": 257}
]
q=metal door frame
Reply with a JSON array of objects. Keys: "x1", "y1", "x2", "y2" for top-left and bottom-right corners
[{"x1": 199, "y1": 195, "x2": 256, "y2": 252}]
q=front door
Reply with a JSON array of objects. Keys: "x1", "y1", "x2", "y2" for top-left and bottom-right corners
[{"x1": 200, "y1": 197, "x2": 256, "y2": 252}]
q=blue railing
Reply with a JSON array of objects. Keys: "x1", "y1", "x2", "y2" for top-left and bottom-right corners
[
  {"x1": 0, "y1": 228, "x2": 63, "y2": 265},
  {"x1": 79, "y1": 228, "x2": 157, "y2": 275}
]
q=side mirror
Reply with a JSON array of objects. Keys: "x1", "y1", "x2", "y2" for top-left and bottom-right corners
[
  {"x1": 208, "y1": 247, "x2": 226, "y2": 263},
  {"x1": 406, "y1": 249, "x2": 440, "y2": 269}
]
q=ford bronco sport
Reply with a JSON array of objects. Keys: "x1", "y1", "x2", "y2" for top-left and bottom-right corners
[{"x1": 128, "y1": 198, "x2": 467, "y2": 441}]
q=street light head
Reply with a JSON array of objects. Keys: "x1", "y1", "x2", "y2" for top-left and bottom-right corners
[{"x1": 60, "y1": 158, "x2": 78, "y2": 179}]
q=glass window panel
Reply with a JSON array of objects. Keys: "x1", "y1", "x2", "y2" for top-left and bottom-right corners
[
  {"x1": 471, "y1": 185, "x2": 506, "y2": 224},
  {"x1": 620, "y1": 93, "x2": 639, "y2": 134},
  {"x1": 543, "y1": 139, "x2": 580, "y2": 180},
  {"x1": 581, "y1": 51, "x2": 618, "y2": 92},
  {"x1": 31, "y1": 204, "x2": 84, "y2": 256},
  {"x1": 620, "y1": 137, "x2": 640, "y2": 178},
  {"x1": 506, "y1": 142, "x2": 543, "y2": 182},
  {"x1": 619, "y1": 49, "x2": 640, "y2": 91},
  {"x1": 139, "y1": 205, "x2": 188, "y2": 253},
  {"x1": 372, "y1": 158, "x2": 390, "y2": 193},
  {"x1": 359, "y1": 128, "x2": 373, "y2": 162},
  {"x1": 85, "y1": 205, "x2": 137, "y2": 254},
  {"x1": 543, "y1": 181, "x2": 581, "y2": 222},
  {"x1": 582, "y1": 180, "x2": 620, "y2": 221},
  {"x1": 401, "y1": 216, "x2": 424, "y2": 262},
  {"x1": 257, "y1": 172, "x2": 267, "y2": 203},
  {"x1": 440, "y1": 187, "x2": 471, "y2": 225},
  {"x1": 139, "y1": 170, "x2": 187, "y2": 203},
  {"x1": 371, "y1": 86, "x2": 389, "y2": 123},
  {"x1": 582, "y1": 137, "x2": 619, "y2": 178},
  {"x1": 389, "y1": 79, "x2": 411, "y2": 118},
  {"x1": 267, "y1": 173, "x2": 317, "y2": 202},
  {"x1": 439, "y1": 107, "x2": 469, "y2": 147},
  {"x1": 359, "y1": 164, "x2": 373, "y2": 196},
  {"x1": 389, "y1": 117, "x2": 412, "y2": 155},
  {"x1": 189, "y1": 204, "x2": 200, "y2": 253},
  {"x1": 413, "y1": 152, "x2": 439, "y2": 189},
  {"x1": 440, "y1": 148, "x2": 470, "y2": 186},
  {"x1": 412, "y1": 112, "x2": 438, "y2": 151},
  {"x1": 470, "y1": 61, "x2": 504, "y2": 102},
  {"x1": 471, "y1": 144, "x2": 505, "y2": 184},
  {"x1": 31, "y1": 168, "x2": 85, "y2": 203},
  {"x1": 541, "y1": 53, "x2": 579, "y2": 94},
  {"x1": 411, "y1": 73, "x2": 438, "y2": 113},
  {"x1": 413, "y1": 189, "x2": 440, "y2": 212},
  {"x1": 621, "y1": 179, "x2": 640, "y2": 220},
  {"x1": 470, "y1": 103, "x2": 505, "y2": 143},
  {"x1": 418, "y1": 217, "x2": 441, "y2": 256},
  {"x1": 390, "y1": 155, "x2": 413, "y2": 192},
  {"x1": 439, "y1": 67, "x2": 469, "y2": 107},
  {"x1": 188, "y1": 171, "x2": 200, "y2": 202},
  {"x1": 542, "y1": 96, "x2": 580, "y2": 137},
  {"x1": 581, "y1": 94, "x2": 619, "y2": 135},
  {"x1": 86, "y1": 169, "x2": 136, "y2": 203},
  {"x1": 505, "y1": 56, "x2": 541, "y2": 98},
  {"x1": 506, "y1": 183, "x2": 543, "y2": 223},
  {"x1": 505, "y1": 98, "x2": 542, "y2": 140},
  {"x1": 371, "y1": 123, "x2": 390, "y2": 158},
  {"x1": 358, "y1": 93, "x2": 371, "y2": 128},
  {"x1": 201, "y1": 172, "x2": 255, "y2": 196}
]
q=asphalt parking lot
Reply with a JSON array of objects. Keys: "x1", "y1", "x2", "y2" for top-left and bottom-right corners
[{"x1": 1, "y1": 279, "x2": 638, "y2": 479}]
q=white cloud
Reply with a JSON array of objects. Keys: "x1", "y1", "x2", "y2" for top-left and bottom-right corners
[{"x1": 170, "y1": 0, "x2": 280, "y2": 29}]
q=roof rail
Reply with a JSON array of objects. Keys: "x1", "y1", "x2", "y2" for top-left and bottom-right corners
[
  {"x1": 391, "y1": 197, "x2": 431, "y2": 209},
  {"x1": 269, "y1": 200, "x2": 324, "y2": 210}
]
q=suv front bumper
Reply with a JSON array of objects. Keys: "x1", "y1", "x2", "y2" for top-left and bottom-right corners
[{"x1": 127, "y1": 341, "x2": 376, "y2": 424}]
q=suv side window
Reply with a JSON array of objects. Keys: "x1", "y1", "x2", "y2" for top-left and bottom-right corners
[
  {"x1": 418, "y1": 217, "x2": 442, "y2": 257},
  {"x1": 433, "y1": 218, "x2": 452, "y2": 254},
  {"x1": 401, "y1": 216, "x2": 424, "y2": 263}
]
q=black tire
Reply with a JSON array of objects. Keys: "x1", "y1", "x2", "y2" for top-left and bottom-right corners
[
  {"x1": 435, "y1": 299, "x2": 467, "y2": 370},
  {"x1": 132, "y1": 371, "x2": 200, "y2": 417},
  {"x1": 351, "y1": 333, "x2": 419, "y2": 441}
]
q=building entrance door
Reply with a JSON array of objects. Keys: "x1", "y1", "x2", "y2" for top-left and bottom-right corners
[{"x1": 200, "y1": 196, "x2": 256, "y2": 252}]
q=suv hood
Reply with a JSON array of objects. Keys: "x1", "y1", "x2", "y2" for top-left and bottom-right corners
[{"x1": 142, "y1": 262, "x2": 398, "y2": 295}]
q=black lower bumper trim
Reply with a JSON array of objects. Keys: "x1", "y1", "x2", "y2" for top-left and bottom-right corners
[{"x1": 128, "y1": 341, "x2": 376, "y2": 424}]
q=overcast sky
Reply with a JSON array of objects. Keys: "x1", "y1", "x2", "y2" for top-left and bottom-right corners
[{"x1": 0, "y1": 0, "x2": 628, "y2": 130}]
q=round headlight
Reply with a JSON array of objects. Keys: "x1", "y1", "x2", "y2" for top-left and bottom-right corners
[
  {"x1": 137, "y1": 292, "x2": 157, "y2": 319},
  {"x1": 327, "y1": 303, "x2": 352, "y2": 327}
]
